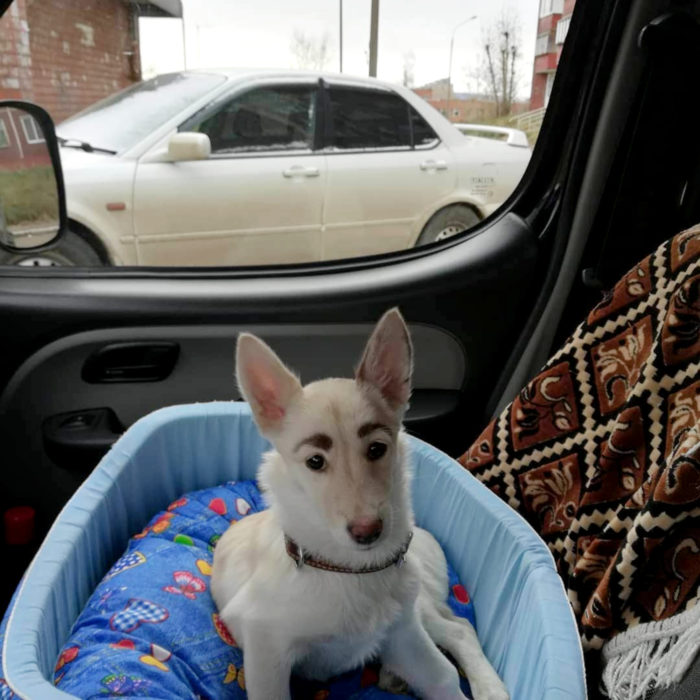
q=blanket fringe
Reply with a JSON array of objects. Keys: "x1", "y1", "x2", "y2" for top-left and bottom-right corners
[{"x1": 601, "y1": 604, "x2": 700, "y2": 700}]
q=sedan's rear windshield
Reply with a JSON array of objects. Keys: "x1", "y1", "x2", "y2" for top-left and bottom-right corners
[{"x1": 57, "y1": 72, "x2": 226, "y2": 154}]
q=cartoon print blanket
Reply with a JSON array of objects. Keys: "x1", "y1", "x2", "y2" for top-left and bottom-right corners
[{"x1": 0, "y1": 480, "x2": 476, "y2": 699}]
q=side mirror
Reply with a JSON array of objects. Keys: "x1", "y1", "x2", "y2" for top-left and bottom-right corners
[
  {"x1": 0, "y1": 102, "x2": 65, "y2": 251},
  {"x1": 168, "y1": 132, "x2": 211, "y2": 162}
]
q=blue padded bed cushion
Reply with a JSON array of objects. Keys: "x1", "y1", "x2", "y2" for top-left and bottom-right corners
[{"x1": 45, "y1": 480, "x2": 477, "y2": 699}]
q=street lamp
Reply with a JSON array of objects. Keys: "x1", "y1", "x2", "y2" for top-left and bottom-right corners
[{"x1": 447, "y1": 15, "x2": 477, "y2": 121}]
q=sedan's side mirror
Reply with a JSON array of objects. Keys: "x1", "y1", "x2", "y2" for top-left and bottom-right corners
[
  {"x1": 0, "y1": 102, "x2": 65, "y2": 251},
  {"x1": 168, "y1": 132, "x2": 211, "y2": 162}
]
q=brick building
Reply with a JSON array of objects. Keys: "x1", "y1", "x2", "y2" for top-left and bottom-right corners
[
  {"x1": 413, "y1": 79, "x2": 498, "y2": 123},
  {"x1": 0, "y1": 0, "x2": 181, "y2": 123},
  {"x1": 530, "y1": 0, "x2": 576, "y2": 110},
  {"x1": 0, "y1": 106, "x2": 50, "y2": 170},
  {"x1": 414, "y1": 79, "x2": 528, "y2": 124}
]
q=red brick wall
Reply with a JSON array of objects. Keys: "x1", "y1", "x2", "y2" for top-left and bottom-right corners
[
  {"x1": 534, "y1": 52, "x2": 558, "y2": 73},
  {"x1": 0, "y1": 0, "x2": 34, "y2": 102},
  {"x1": 537, "y1": 13, "x2": 561, "y2": 34},
  {"x1": 0, "y1": 0, "x2": 138, "y2": 123},
  {"x1": 530, "y1": 73, "x2": 547, "y2": 111},
  {"x1": 0, "y1": 107, "x2": 52, "y2": 170},
  {"x1": 425, "y1": 97, "x2": 498, "y2": 123},
  {"x1": 413, "y1": 88, "x2": 432, "y2": 100},
  {"x1": 529, "y1": 0, "x2": 577, "y2": 110}
]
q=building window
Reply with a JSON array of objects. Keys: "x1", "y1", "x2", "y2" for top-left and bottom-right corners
[
  {"x1": 20, "y1": 115, "x2": 44, "y2": 144},
  {"x1": 539, "y1": 0, "x2": 563, "y2": 17},
  {"x1": 535, "y1": 33, "x2": 549, "y2": 55},
  {"x1": 556, "y1": 15, "x2": 571, "y2": 44},
  {"x1": 0, "y1": 118, "x2": 9, "y2": 148}
]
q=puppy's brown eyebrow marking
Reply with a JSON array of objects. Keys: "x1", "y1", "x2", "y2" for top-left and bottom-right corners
[
  {"x1": 295, "y1": 433, "x2": 333, "y2": 452},
  {"x1": 358, "y1": 422, "x2": 392, "y2": 438}
]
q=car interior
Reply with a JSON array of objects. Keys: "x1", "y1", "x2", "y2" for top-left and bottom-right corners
[{"x1": 1, "y1": 0, "x2": 700, "y2": 698}]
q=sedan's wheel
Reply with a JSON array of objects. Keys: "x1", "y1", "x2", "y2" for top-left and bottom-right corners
[
  {"x1": 0, "y1": 230, "x2": 105, "y2": 267},
  {"x1": 416, "y1": 204, "x2": 481, "y2": 246}
]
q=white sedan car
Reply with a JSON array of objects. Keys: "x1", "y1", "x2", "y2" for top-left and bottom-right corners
[{"x1": 7, "y1": 70, "x2": 531, "y2": 266}]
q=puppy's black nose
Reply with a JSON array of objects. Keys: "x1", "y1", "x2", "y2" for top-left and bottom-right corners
[{"x1": 347, "y1": 518, "x2": 383, "y2": 545}]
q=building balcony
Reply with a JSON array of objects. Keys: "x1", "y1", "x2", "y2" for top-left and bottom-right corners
[
  {"x1": 534, "y1": 52, "x2": 558, "y2": 73},
  {"x1": 537, "y1": 14, "x2": 562, "y2": 33}
]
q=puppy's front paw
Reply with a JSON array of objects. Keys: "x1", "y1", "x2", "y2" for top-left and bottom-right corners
[
  {"x1": 378, "y1": 666, "x2": 409, "y2": 695},
  {"x1": 470, "y1": 677, "x2": 509, "y2": 700}
]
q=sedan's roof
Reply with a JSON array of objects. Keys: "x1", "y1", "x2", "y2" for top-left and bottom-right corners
[{"x1": 179, "y1": 67, "x2": 402, "y2": 91}]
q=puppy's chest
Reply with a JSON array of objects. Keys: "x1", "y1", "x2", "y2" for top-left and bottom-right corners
[
  {"x1": 297, "y1": 632, "x2": 384, "y2": 680},
  {"x1": 294, "y1": 582, "x2": 405, "y2": 680}
]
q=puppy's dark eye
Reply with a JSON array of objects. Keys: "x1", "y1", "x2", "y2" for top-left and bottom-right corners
[
  {"x1": 367, "y1": 442, "x2": 387, "y2": 461},
  {"x1": 306, "y1": 454, "x2": 326, "y2": 471}
]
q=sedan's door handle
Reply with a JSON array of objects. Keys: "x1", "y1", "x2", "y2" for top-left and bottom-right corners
[
  {"x1": 419, "y1": 159, "x2": 448, "y2": 171},
  {"x1": 282, "y1": 165, "x2": 320, "y2": 178}
]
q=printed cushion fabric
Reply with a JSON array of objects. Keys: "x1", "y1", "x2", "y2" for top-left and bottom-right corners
[
  {"x1": 25, "y1": 480, "x2": 477, "y2": 699},
  {"x1": 458, "y1": 224, "x2": 700, "y2": 651}
]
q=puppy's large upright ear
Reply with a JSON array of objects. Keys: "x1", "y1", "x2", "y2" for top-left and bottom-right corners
[
  {"x1": 356, "y1": 308, "x2": 413, "y2": 412},
  {"x1": 236, "y1": 333, "x2": 302, "y2": 434}
]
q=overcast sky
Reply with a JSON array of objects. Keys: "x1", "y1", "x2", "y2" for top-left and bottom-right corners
[{"x1": 140, "y1": 0, "x2": 540, "y2": 97}]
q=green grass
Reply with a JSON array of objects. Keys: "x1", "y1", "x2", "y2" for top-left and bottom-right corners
[{"x1": 0, "y1": 166, "x2": 59, "y2": 228}]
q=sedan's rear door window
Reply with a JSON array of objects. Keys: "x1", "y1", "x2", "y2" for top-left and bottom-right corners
[
  {"x1": 410, "y1": 109, "x2": 439, "y2": 149},
  {"x1": 327, "y1": 87, "x2": 413, "y2": 151}
]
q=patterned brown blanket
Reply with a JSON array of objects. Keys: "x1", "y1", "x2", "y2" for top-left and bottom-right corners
[{"x1": 459, "y1": 225, "x2": 700, "y2": 663}]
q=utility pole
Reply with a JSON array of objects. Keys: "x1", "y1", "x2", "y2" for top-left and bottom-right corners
[
  {"x1": 339, "y1": 0, "x2": 343, "y2": 72},
  {"x1": 369, "y1": 0, "x2": 379, "y2": 77}
]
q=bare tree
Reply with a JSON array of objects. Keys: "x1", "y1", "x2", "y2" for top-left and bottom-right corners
[
  {"x1": 471, "y1": 9, "x2": 522, "y2": 117},
  {"x1": 402, "y1": 50, "x2": 415, "y2": 88},
  {"x1": 290, "y1": 30, "x2": 333, "y2": 71}
]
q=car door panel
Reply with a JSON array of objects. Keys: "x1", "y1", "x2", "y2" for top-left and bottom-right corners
[
  {"x1": 0, "y1": 212, "x2": 538, "y2": 526},
  {"x1": 321, "y1": 83, "x2": 457, "y2": 258},
  {"x1": 323, "y1": 147, "x2": 455, "y2": 258},
  {"x1": 59, "y1": 149, "x2": 139, "y2": 265},
  {"x1": 0, "y1": 321, "x2": 466, "y2": 513},
  {"x1": 132, "y1": 81, "x2": 325, "y2": 266},
  {"x1": 133, "y1": 153, "x2": 326, "y2": 266}
]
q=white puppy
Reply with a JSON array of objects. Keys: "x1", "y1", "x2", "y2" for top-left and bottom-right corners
[{"x1": 211, "y1": 309, "x2": 509, "y2": 700}]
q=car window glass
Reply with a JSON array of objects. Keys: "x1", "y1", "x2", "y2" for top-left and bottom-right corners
[
  {"x1": 0, "y1": 1, "x2": 565, "y2": 269},
  {"x1": 410, "y1": 109, "x2": 439, "y2": 148},
  {"x1": 188, "y1": 85, "x2": 316, "y2": 154},
  {"x1": 328, "y1": 87, "x2": 411, "y2": 151},
  {"x1": 57, "y1": 73, "x2": 226, "y2": 154}
]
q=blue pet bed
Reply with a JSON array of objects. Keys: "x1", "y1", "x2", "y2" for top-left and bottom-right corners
[
  {"x1": 24, "y1": 480, "x2": 476, "y2": 699},
  {"x1": 0, "y1": 402, "x2": 585, "y2": 699}
]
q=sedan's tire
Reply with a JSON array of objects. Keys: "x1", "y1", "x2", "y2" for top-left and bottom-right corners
[
  {"x1": 0, "y1": 229, "x2": 105, "y2": 267},
  {"x1": 416, "y1": 204, "x2": 481, "y2": 246}
]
